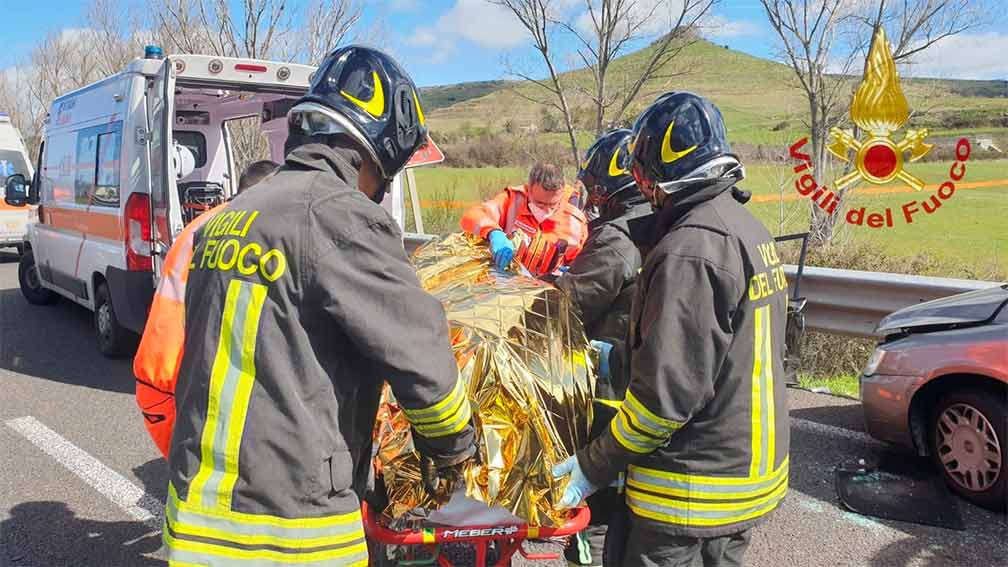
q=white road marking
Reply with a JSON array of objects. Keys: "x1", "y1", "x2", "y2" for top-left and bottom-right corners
[
  {"x1": 0, "y1": 413, "x2": 876, "y2": 544},
  {"x1": 791, "y1": 416, "x2": 882, "y2": 446},
  {"x1": 5, "y1": 416, "x2": 163, "y2": 531}
]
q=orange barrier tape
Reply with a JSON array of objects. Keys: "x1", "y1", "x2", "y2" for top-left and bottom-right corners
[
  {"x1": 421, "y1": 179, "x2": 1008, "y2": 210},
  {"x1": 749, "y1": 178, "x2": 1008, "y2": 204}
]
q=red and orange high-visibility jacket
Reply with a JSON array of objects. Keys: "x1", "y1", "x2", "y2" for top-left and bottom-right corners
[
  {"x1": 133, "y1": 204, "x2": 225, "y2": 458},
  {"x1": 460, "y1": 185, "x2": 588, "y2": 276}
]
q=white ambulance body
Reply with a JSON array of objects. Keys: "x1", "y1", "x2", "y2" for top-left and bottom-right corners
[
  {"x1": 6, "y1": 51, "x2": 415, "y2": 356},
  {"x1": 0, "y1": 113, "x2": 35, "y2": 251}
]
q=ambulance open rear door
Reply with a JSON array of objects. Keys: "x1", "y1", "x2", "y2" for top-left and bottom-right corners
[{"x1": 145, "y1": 57, "x2": 183, "y2": 281}]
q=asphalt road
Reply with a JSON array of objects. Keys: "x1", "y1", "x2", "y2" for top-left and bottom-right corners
[{"x1": 0, "y1": 250, "x2": 1005, "y2": 567}]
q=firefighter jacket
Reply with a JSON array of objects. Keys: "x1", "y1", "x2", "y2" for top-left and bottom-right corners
[
  {"x1": 134, "y1": 204, "x2": 226, "y2": 459},
  {"x1": 165, "y1": 143, "x2": 475, "y2": 566},
  {"x1": 555, "y1": 199, "x2": 652, "y2": 400},
  {"x1": 460, "y1": 185, "x2": 588, "y2": 276},
  {"x1": 577, "y1": 184, "x2": 789, "y2": 538}
]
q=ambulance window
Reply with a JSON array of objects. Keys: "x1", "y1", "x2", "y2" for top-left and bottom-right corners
[
  {"x1": 74, "y1": 128, "x2": 99, "y2": 205},
  {"x1": 74, "y1": 121, "x2": 122, "y2": 207},
  {"x1": 0, "y1": 150, "x2": 29, "y2": 182},
  {"x1": 174, "y1": 131, "x2": 206, "y2": 168},
  {"x1": 95, "y1": 124, "x2": 122, "y2": 206}
]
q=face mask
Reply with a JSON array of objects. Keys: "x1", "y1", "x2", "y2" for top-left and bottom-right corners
[{"x1": 529, "y1": 202, "x2": 558, "y2": 223}]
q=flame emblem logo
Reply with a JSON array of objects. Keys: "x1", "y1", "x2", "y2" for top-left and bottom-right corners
[{"x1": 828, "y1": 28, "x2": 933, "y2": 191}]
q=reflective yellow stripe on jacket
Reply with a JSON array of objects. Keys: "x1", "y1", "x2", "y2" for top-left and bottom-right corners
[
  {"x1": 610, "y1": 390, "x2": 683, "y2": 453},
  {"x1": 164, "y1": 278, "x2": 368, "y2": 565},
  {"x1": 188, "y1": 279, "x2": 268, "y2": 510},
  {"x1": 401, "y1": 377, "x2": 472, "y2": 438},
  {"x1": 623, "y1": 304, "x2": 786, "y2": 529},
  {"x1": 165, "y1": 483, "x2": 367, "y2": 566},
  {"x1": 626, "y1": 459, "x2": 788, "y2": 527}
]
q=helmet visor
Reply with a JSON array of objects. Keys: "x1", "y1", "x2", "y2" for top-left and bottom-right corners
[{"x1": 288, "y1": 102, "x2": 385, "y2": 176}]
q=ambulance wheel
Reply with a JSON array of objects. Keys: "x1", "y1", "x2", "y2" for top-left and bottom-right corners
[
  {"x1": 18, "y1": 250, "x2": 58, "y2": 305},
  {"x1": 94, "y1": 281, "x2": 136, "y2": 358}
]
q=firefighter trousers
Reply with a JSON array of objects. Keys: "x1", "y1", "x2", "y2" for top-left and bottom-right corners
[{"x1": 615, "y1": 514, "x2": 751, "y2": 567}]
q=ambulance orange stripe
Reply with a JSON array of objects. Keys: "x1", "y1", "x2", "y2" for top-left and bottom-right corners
[
  {"x1": 0, "y1": 202, "x2": 33, "y2": 212},
  {"x1": 44, "y1": 206, "x2": 123, "y2": 240}
]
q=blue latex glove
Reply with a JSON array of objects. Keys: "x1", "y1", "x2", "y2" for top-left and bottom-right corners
[
  {"x1": 552, "y1": 455, "x2": 599, "y2": 509},
  {"x1": 488, "y1": 230, "x2": 515, "y2": 271},
  {"x1": 590, "y1": 340, "x2": 613, "y2": 380}
]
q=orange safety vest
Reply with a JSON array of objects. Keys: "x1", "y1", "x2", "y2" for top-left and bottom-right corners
[
  {"x1": 460, "y1": 185, "x2": 587, "y2": 276},
  {"x1": 133, "y1": 204, "x2": 225, "y2": 458}
]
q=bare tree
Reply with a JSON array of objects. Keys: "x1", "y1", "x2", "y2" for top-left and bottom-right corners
[
  {"x1": 490, "y1": 0, "x2": 581, "y2": 162},
  {"x1": 761, "y1": 0, "x2": 857, "y2": 243},
  {"x1": 493, "y1": 0, "x2": 715, "y2": 162},
  {"x1": 153, "y1": 0, "x2": 293, "y2": 58},
  {"x1": 565, "y1": 0, "x2": 716, "y2": 137},
  {"x1": 299, "y1": 0, "x2": 364, "y2": 64},
  {"x1": 761, "y1": 0, "x2": 989, "y2": 243}
]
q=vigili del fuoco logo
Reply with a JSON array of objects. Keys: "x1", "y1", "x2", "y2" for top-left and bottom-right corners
[{"x1": 788, "y1": 27, "x2": 971, "y2": 229}]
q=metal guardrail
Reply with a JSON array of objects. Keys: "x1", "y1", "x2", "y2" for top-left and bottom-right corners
[
  {"x1": 404, "y1": 233, "x2": 435, "y2": 255},
  {"x1": 406, "y1": 232, "x2": 1002, "y2": 339},
  {"x1": 783, "y1": 265, "x2": 1003, "y2": 338}
]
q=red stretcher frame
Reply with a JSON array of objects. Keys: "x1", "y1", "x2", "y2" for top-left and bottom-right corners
[{"x1": 362, "y1": 501, "x2": 591, "y2": 567}]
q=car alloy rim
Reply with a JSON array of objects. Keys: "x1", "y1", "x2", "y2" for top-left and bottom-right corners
[{"x1": 936, "y1": 402, "x2": 1002, "y2": 492}]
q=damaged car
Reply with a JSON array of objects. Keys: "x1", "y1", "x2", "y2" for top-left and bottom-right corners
[{"x1": 860, "y1": 284, "x2": 1008, "y2": 511}]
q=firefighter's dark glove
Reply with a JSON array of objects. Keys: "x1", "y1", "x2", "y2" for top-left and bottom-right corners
[{"x1": 420, "y1": 441, "x2": 480, "y2": 501}]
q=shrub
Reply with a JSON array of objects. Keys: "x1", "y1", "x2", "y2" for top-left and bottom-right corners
[
  {"x1": 779, "y1": 239, "x2": 992, "y2": 381},
  {"x1": 420, "y1": 183, "x2": 463, "y2": 236}
]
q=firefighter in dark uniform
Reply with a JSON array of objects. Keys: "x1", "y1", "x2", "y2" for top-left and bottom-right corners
[
  {"x1": 557, "y1": 128, "x2": 653, "y2": 400},
  {"x1": 556, "y1": 129, "x2": 653, "y2": 566},
  {"x1": 553, "y1": 92, "x2": 789, "y2": 567},
  {"x1": 163, "y1": 46, "x2": 476, "y2": 566}
]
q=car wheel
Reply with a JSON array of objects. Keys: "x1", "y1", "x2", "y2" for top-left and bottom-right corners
[
  {"x1": 94, "y1": 281, "x2": 136, "y2": 358},
  {"x1": 929, "y1": 389, "x2": 1007, "y2": 511},
  {"x1": 18, "y1": 249, "x2": 58, "y2": 305}
]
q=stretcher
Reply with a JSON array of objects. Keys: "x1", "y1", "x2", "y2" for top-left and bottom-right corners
[{"x1": 363, "y1": 501, "x2": 591, "y2": 567}]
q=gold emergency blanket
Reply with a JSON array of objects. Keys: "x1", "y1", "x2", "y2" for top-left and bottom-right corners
[{"x1": 373, "y1": 233, "x2": 595, "y2": 527}]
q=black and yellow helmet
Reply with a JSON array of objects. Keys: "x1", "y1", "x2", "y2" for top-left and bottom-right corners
[
  {"x1": 578, "y1": 129, "x2": 636, "y2": 208},
  {"x1": 630, "y1": 92, "x2": 741, "y2": 206},
  {"x1": 289, "y1": 45, "x2": 427, "y2": 181}
]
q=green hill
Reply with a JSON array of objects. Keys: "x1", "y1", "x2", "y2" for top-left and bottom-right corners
[
  {"x1": 420, "y1": 80, "x2": 512, "y2": 111},
  {"x1": 426, "y1": 38, "x2": 1008, "y2": 148}
]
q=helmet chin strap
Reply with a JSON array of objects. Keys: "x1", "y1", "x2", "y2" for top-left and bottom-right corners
[
  {"x1": 370, "y1": 178, "x2": 392, "y2": 204},
  {"x1": 653, "y1": 156, "x2": 745, "y2": 208}
]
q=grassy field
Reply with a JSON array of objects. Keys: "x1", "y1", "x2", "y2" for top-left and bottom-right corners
[
  {"x1": 425, "y1": 38, "x2": 1008, "y2": 148},
  {"x1": 412, "y1": 159, "x2": 1008, "y2": 278},
  {"x1": 798, "y1": 374, "x2": 860, "y2": 398}
]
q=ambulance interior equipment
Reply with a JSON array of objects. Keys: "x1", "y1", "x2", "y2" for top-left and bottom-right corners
[{"x1": 169, "y1": 87, "x2": 297, "y2": 224}]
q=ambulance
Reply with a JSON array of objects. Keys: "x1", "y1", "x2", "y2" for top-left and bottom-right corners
[
  {"x1": 4, "y1": 47, "x2": 424, "y2": 357},
  {"x1": 0, "y1": 112, "x2": 34, "y2": 253}
]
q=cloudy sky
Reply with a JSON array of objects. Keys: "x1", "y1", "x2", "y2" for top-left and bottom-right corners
[{"x1": 2, "y1": 0, "x2": 1006, "y2": 86}]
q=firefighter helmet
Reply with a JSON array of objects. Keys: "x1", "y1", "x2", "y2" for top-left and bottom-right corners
[
  {"x1": 288, "y1": 45, "x2": 427, "y2": 182},
  {"x1": 629, "y1": 92, "x2": 742, "y2": 207},
  {"x1": 578, "y1": 129, "x2": 637, "y2": 209}
]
